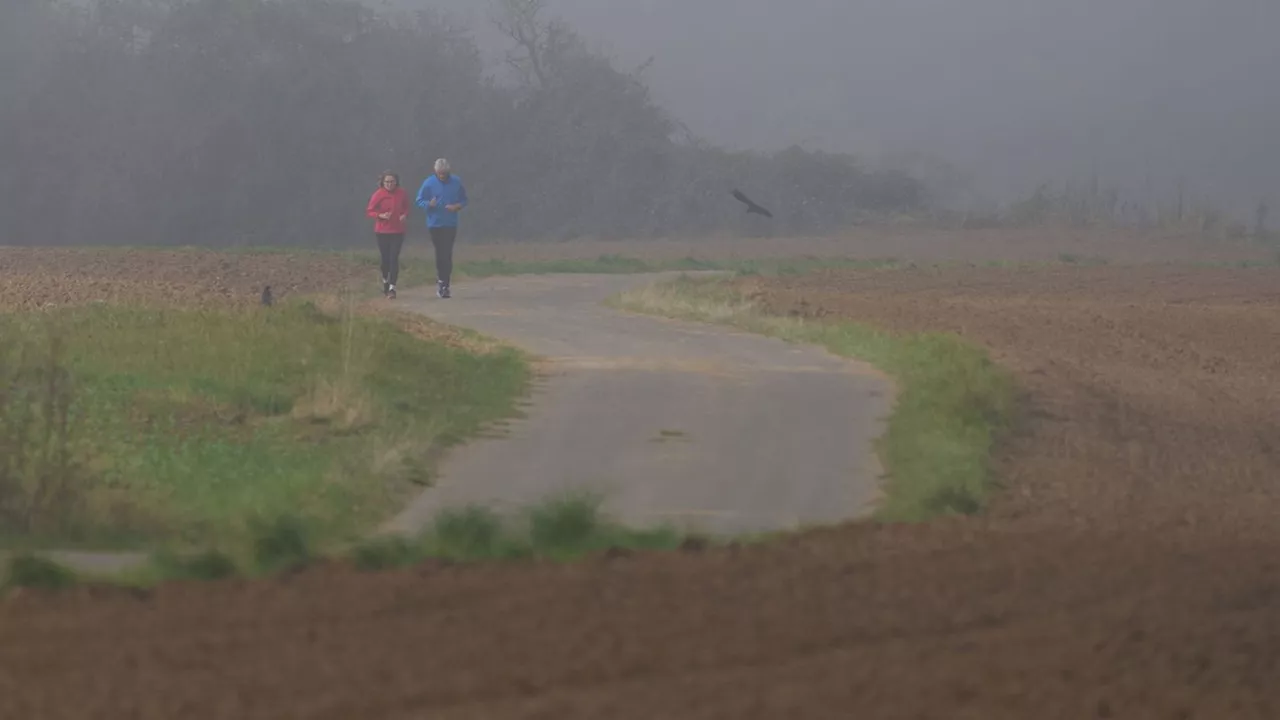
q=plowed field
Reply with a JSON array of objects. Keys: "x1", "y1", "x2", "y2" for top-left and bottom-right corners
[
  {"x1": 0, "y1": 247, "x2": 372, "y2": 310},
  {"x1": 748, "y1": 264, "x2": 1280, "y2": 532},
  {"x1": 4, "y1": 244, "x2": 1280, "y2": 719}
]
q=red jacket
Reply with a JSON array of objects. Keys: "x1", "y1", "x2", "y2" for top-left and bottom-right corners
[{"x1": 366, "y1": 186, "x2": 411, "y2": 234}]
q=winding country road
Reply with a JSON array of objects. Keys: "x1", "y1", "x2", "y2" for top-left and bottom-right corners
[
  {"x1": 384, "y1": 272, "x2": 894, "y2": 537},
  {"x1": 2, "y1": 272, "x2": 892, "y2": 577}
]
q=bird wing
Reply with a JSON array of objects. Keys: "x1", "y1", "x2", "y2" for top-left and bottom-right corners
[{"x1": 731, "y1": 189, "x2": 773, "y2": 217}]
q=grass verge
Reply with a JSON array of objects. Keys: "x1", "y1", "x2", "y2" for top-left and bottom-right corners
[
  {"x1": 351, "y1": 252, "x2": 905, "y2": 288},
  {"x1": 360, "y1": 250, "x2": 1173, "y2": 290},
  {"x1": 0, "y1": 293, "x2": 531, "y2": 552},
  {"x1": 2, "y1": 493, "x2": 693, "y2": 592},
  {"x1": 352, "y1": 492, "x2": 689, "y2": 570},
  {"x1": 608, "y1": 275, "x2": 1018, "y2": 521},
  {"x1": 2, "y1": 553, "x2": 79, "y2": 591}
]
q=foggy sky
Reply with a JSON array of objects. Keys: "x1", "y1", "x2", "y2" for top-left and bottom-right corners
[{"x1": 404, "y1": 0, "x2": 1278, "y2": 215}]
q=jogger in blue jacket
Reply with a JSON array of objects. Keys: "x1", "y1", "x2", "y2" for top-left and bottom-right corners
[{"x1": 415, "y1": 158, "x2": 469, "y2": 298}]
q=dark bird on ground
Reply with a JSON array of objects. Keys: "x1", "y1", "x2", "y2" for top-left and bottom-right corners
[
  {"x1": 261, "y1": 285, "x2": 273, "y2": 307},
  {"x1": 731, "y1": 189, "x2": 774, "y2": 218}
]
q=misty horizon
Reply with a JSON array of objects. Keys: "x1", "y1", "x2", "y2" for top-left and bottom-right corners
[
  {"x1": 402, "y1": 0, "x2": 1279, "y2": 217},
  {"x1": 6, "y1": 0, "x2": 1275, "y2": 247}
]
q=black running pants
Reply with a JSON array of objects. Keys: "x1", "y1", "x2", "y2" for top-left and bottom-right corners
[
  {"x1": 429, "y1": 226, "x2": 458, "y2": 285},
  {"x1": 376, "y1": 232, "x2": 404, "y2": 286}
]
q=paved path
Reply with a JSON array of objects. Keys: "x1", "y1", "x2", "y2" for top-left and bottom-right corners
[
  {"x1": 382, "y1": 272, "x2": 894, "y2": 538},
  {"x1": 3, "y1": 272, "x2": 892, "y2": 577}
]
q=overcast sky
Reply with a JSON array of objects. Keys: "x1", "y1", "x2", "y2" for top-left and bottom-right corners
[{"x1": 402, "y1": 0, "x2": 1279, "y2": 214}]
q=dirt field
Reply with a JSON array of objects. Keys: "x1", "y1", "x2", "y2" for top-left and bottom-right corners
[
  {"x1": 0, "y1": 247, "x2": 377, "y2": 311},
  {"x1": 1, "y1": 227, "x2": 1271, "y2": 313},
  {"x1": 435, "y1": 225, "x2": 1276, "y2": 266},
  {"x1": 748, "y1": 264, "x2": 1280, "y2": 532},
  {"x1": 3, "y1": 234, "x2": 1280, "y2": 718}
]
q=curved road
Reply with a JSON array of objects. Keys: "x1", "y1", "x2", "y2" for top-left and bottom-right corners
[
  {"x1": 4, "y1": 272, "x2": 892, "y2": 576},
  {"x1": 383, "y1": 272, "x2": 894, "y2": 538}
]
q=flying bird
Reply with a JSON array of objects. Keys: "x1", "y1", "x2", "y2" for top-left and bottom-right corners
[
  {"x1": 730, "y1": 189, "x2": 773, "y2": 218},
  {"x1": 260, "y1": 285, "x2": 273, "y2": 307}
]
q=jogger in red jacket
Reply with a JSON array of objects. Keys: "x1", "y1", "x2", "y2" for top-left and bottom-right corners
[{"x1": 366, "y1": 171, "x2": 412, "y2": 298}]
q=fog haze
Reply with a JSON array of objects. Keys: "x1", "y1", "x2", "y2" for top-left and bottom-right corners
[
  {"x1": 4, "y1": 0, "x2": 1274, "y2": 247},
  {"x1": 413, "y1": 0, "x2": 1280, "y2": 214}
]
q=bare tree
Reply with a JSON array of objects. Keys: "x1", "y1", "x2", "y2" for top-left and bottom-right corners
[{"x1": 487, "y1": 0, "x2": 574, "y2": 90}]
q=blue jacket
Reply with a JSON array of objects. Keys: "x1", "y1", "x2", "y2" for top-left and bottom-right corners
[{"x1": 415, "y1": 173, "x2": 469, "y2": 228}]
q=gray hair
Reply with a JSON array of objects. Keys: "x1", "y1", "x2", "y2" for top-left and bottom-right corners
[{"x1": 434, "y1": 158, "x2": 451, "y2": 173}]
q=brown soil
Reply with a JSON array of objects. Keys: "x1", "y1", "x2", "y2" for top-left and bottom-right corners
[
  {"x1": 0, "y1": 247, "x2": 489, "y2": 349},
  {"x1": 444, "y1": 225, "x2": 1274, "y2": 265},
  {"x1": 0, "y1": 247, "x2": 372, "y2": 311},
  {"x1": 748, "y1": 264, "x2": 1280, "y2": 532},
  {"x1": 3, "y1": 523, "x2": 1279, "y2": 718},
  {"x1": 4, "y1": 239, "x2": 1280, "y2": 718}
]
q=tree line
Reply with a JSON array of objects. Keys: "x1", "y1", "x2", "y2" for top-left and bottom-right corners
[{"x1": 0, "y1": 0, "x2": 929, "y2": 248}]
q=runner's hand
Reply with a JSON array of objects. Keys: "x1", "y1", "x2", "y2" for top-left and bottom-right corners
[
  {"x1": 428, "y1": 197, "x2": 438, "y2": 208},
  {"x1": 378, "y1": 212, "x2": 391, "y2": 220},
  {"x1": 445, "y1": 204, "x2": 462, "y2": 212}
]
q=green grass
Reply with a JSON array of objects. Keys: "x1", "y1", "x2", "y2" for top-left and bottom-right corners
[
  {"x1": 350, "y1": 252, "x2": 905, "y2": 286},
  {"x1": 609, "y1": 275, "x2": 1018, "y2": 522},
  {"x1": 1, "y1": 493, "x2": 695, "y2": 593},
  {"x1": 0, "y1": 296, "x2": 531, "y2": 552},
  {"x1": 354, "y1": 493, "x2": 689, "y2": 569},
  {"x1": 149, "y1": 548, "x2": 240, "y2": 582},
  {"x1": 2, "y1": 553, "x2": 78, "y2": 591},
  {"x1": 251, "y1": 514, "x2": 315, "y2": 573}
]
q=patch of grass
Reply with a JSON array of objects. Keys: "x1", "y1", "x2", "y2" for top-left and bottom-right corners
[
  {"x1": 527, "y1": 492, "x2": 604, "y2": 557},
  {"x1": 610, "y1": 275, "x2": 1018, "y2": 522},
  {"x1": 459, "y1": 254, "x2": 657, "y2": 276},
  {"x1": 251, "y1": 515, "x2": 313, "y2": 573},
  {"x1": 351, "y1": 534, "x2": 422, "y2": 571},
  {"x1": 3, "y1": 553, "x2": 78, "y2": 590},
  {"x1": 149, "y1": 548, "x2": 240, "y2": 582},
  {"x1": 521, "y1": 492, "x2": 685, "y2": 559},
  {"x1": 726, "y1": 256, "x2": 902, "y2": 277},
  {"x1": 34, "y1": 491, "x2": 694, "y2": 589},
  {"x1": 1056, "y1": 252, "x2": 1110, "y2": 266},
  {"x1": 0, "y1": 328, "x2": 94, "y2": 540},
  {"x1": 356, "y1": 253, "x2": 904, "y2": 284},
  {"x1": 427, "y1": 505, "x2": 521, "y2": 560},
  {"x1": 346, "y1": 494, "x2": 688, "y2": 572},
  {"x1": 0, "y1": 294, "x2": 531, "y2": 552}
]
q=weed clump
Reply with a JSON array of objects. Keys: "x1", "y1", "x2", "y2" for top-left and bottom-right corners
[
  {"x1": 528, "y1": 492, "x2": 603, "y2": 558},
  {"x1": 151, "y1": 549, "x2": 240, "y2": 582},
  {"x1": 0, "y1": 327, "x2": 93, "y2": 537},
  {"x1": 251, "y1": 515, "x2": 313, "y2": 573},
  {"x1": 429, "y1": 506, "x2": 513, "y2": 560},
  {"x1": 345, "y1": 495, "x2": 692, "y2": 572},
  {"x1": 4, "y1": 553, "x2": 77, "y2": 591},
  {"x1": 351, "y1": 535, "x2": 420, "y2": 571}
]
